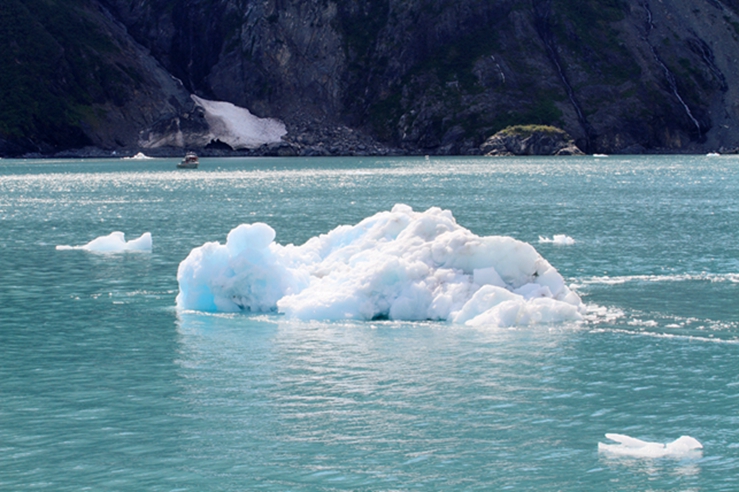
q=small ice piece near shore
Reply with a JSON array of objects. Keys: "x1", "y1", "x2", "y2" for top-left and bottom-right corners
[
  {"x1": 538, "y1": 234, "x2": 576, "y2": 245},
  {"x1": 123, "y1": 152, "x2": 153, "y2": 160},
  {"x1": 598, "y1": 434, "x2": 703, "y2": 458},
  {"x1": 176, "y1": 205, "x2": 584, "y2": 326},
  {"x1": 56, "y1": 232, "x2": 152, "y2": 252}
]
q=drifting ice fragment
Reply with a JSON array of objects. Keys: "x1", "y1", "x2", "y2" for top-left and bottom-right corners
[
  {"x1": 598, "y1": 433, "x2": 703, "y2": 458},
  {"x1": 123, "y1": 152, "x2": 153, "y2": 160},
  {"x1": 56, "y1": 232, "x2": 152, "y2": 252},
  {"x1": 538, "y1": 234, "x2": 576, "y2": 245},
  {"x1": 176, "y1": 205, "x2": 584, "y2": 325}
]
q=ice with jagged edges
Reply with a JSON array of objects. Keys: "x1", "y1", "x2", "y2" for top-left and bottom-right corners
[
  {"x1": 539, "y1": 234, "x2": 576, "y2": 245},
  {"x1": 176, "y1": 205, "x2": 584, "y2": 326},
  {"x1": 598, "y1": 434, "x2": 703, "y2": 458},
  {"x1": 56, "y1": 232, "x2": 152, "y2": 252}
]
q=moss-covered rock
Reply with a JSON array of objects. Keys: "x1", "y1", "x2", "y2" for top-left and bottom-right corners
[{"x1": 480, "y1": 125, "x2": 584, "y2": 156}]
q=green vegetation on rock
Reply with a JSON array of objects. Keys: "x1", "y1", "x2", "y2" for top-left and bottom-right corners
[
  {"x1": 498, "y1": 125, "x2": 568, "y2": 138},
  {"x1": 0, "y1": 0, "x2": 142, "y2": 150}
]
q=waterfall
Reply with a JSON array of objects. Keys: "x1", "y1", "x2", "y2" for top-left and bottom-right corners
[
  {"x1": 643, "y1": 1, "x2": 702, "y2": 137},
  {"x1": 533, "y1": 0, "x2": 594, "y2": 151}
]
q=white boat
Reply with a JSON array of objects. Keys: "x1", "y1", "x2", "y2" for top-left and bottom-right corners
[{"x1": 177, "y1": 152, "x2": 199, "y2": 169}]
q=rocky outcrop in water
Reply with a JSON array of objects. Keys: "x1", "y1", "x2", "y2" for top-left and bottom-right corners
[
  {"x1": 481, "y1": 126, "x2": 584, "y2": 156},
  {"x1": 4, "y1": 0, "x2": 739, "y2": 156}
]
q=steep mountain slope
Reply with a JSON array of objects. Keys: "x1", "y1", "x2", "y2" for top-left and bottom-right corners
[
  {"x1": 0, "y1": 0, "x2": 189, "y2": 155},
  {"x1": 3, "y1": 0, "x2": 739, "y2": 156}
]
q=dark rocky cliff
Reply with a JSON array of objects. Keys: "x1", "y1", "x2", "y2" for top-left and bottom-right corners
[
  {"x1": 0, "y1": 0, "x2": 191, "y2": 156},
  {"x1": 3, "y1": 0, "x2": 739, "y2": 156}
]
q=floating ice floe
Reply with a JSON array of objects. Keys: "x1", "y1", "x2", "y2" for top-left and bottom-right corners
[
  {"x1": 56, "y1": 232, "x2": 152, "y2": 252},
  {"x1": 124, "y1": 152, "x2": 153, "y2": 160},
  {"x1": 538, "y1": 234, "x2": 576, "y2": 245},
  {"x1": 598, "y1": 433, "x2": 703, "y2": 458},
  {"x1": 176, "y1": 205, "x2": 584, "y2": 326}
]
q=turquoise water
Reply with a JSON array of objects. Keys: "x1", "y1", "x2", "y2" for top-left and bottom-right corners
[{"x1": 1, "y1": 155, "x2": 737, "y2": 490}]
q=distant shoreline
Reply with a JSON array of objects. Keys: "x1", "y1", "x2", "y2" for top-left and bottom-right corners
[{"x1": 4, "y1": 149, "x2": 736, "y2": 159}]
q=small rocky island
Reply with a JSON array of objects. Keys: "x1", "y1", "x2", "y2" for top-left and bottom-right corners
[{"x1": 480, "y1": 125, "x2": 584, "y2": 156}]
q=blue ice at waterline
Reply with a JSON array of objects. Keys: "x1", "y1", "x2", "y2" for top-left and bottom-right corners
[{"x1": 176, "y1": 205, "x2": 583, "y2": 325}]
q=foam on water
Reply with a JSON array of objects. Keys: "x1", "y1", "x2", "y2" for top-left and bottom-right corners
[
  {"x1": 56, "y1": 231, "x2": 152, "y2": 252},
  {"x1": 573, "y1": 273, "x2": 739, "y2": 286},
  {"x1": 176, "y1": 205, "x2": 583, "y2": 325}
]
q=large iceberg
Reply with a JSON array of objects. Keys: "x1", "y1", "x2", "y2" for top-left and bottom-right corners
[{"x1": 176, "y1": 205, "x2": 583, "y2": 326}]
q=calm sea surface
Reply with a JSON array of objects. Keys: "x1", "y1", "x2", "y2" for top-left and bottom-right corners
[{"x1": 1, "y1": 155, "x2": 737, "y2": 490}]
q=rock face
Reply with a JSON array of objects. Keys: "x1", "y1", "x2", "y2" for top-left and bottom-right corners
[
  {"x1": 4, "y1": 0, "x2": 739, "y2": 156},
  {"x1": 481, "y1": 126, "x2": 584, "y2": 156},
  {"x1": 0, "y1": 0, "x2": 191, "y2": 156}
]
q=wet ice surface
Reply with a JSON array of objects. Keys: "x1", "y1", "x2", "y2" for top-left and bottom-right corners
[
  {"x1": 56, "y1": 231, "x2": 152, "y2": 252},
  {"x1": 176, "y1": 204, "x2": 583, "y2": 325}
]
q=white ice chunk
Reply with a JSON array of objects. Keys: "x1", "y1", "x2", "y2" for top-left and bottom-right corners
[
  {"x1": 226, "y1": 223, "x2": 276, "y2": 253},
  {"x1": 176, "y1": 205, "x2": 584, "y2": 326},
  {"x1": 534, "y1": 264, "x2": 567, "y2": 298},
  {"x1": 56, "y1": 232, "x2": 152, "y2": 252},
  {"x1": 451, "y1": 285, "x2": 520, "y2": 324},
  {"x1": 513, "y1": 282, "x2": 552, "y2": 299},
  {"x1": 123, "y1": 152, "x2": 153, "y2": 160},
  {"x1": 176, "y1": 223, "x2": 306, "y2": 313},
  {"x1": 123, "y1": 232, "x2": 153, "y2": 251},
  {"x1": 473, "y1": 266, "x2": 506, "y2": 288},
  {"x1": 460, "y1": 295, "x2": 583, "y2": 327},
  {"x1": 538, "y1": 234, "x2": 576, "y2": 245},
  {"x1": 598, "y1": 434, "x2": 703, "y2": 458}
]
